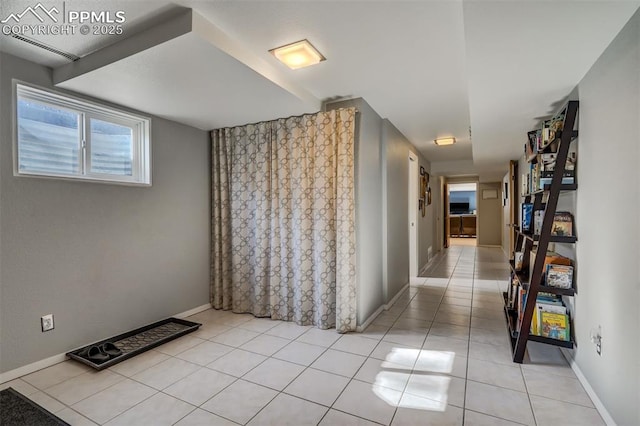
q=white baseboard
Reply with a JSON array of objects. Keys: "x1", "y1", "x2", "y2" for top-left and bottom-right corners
[
  {"x1": 419, "y1": 253, "x2": 439, "y2": 275},
  {"x1": 420, "y1": 249, "x2": 445, "y2": 276},
  {"x1": 0, "y1": 353, "x2": 68, "y2": 384},
  {"x1": 356, "y1": 304, "x2": 385, "y2": 332},
  {"x1": 418, "y1": 263, "x2": 430, "y2": 276},
  {"x1": 560, "y1": 349, "x2": 617, "y2": 426},
  {"x1": 174, "y1": 303, "x2": 211, "y2": 319},
  {"x1": 356, "y1": 283, "x2": 411, "y2": 332},
  {"x1": 385, "y1": 283, "x2": 410, "y2": 310},
  {"x1": 0, "y1": 303, "x2": 213, "y2": 384}
]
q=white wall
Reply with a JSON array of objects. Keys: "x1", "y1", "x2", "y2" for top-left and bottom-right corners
[
  {"x1": 501, "y1": 173, "x2": 510, "y2": 254},
  {"x1": 477, "y1": 182, "x2": 503, "y2": 246},
  {"x1": 324, "y1": 98, "x2": 384, "y2": 325},
  {"x1": 381, "y1": 119, "x2": 433, "y2": 303},
  {"x1": 0, "y1": 53, "x2": 210, "y2": 373},
  {"x1": 569, "y1": 9, "x2": 640, "y2": 425}
]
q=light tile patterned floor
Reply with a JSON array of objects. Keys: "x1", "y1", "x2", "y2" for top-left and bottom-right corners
[{"x1": 3, "y1": 246, "x2": 604, "y2": 425}]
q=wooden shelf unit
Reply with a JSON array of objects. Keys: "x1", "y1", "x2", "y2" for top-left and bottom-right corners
[{"x1": 506, "y1": 100, "x2": 579, "y2": 363}]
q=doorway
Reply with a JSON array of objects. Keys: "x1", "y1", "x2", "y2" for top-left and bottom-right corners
[
  {"x1": 446, "y1": 182, "x2": 478, "y2": 247},
  {"x1": 408, "y1": 153, "x2": 418, "y2": 276}
]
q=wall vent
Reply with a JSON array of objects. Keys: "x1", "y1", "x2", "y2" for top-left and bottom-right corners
[{"x1": 11, "y1": 34, "x2": 79, "y2": 61}]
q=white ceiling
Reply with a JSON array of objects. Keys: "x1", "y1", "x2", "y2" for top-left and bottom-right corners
[
  {"x1": 1, "y1": 0, "x2": 639, "y2": 180},
  {"x1": 463, "y1": 0, "x2": 640, "y2": 165},
  {"x1": 54, "y1": 11, "x2": 318, "y2": 130}
]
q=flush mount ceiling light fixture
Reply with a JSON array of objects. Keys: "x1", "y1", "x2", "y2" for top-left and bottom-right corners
[
  {"x1": 434, "y1": 137, "x2": 456, "y2": 146},
  {"x1": 269, "y1": 39, "x2": 326, "y2": 70}
]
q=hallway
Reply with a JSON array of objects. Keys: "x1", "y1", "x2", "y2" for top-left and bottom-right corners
[{"x1": 2, "y1": 247, "x2": 603, "y2": 425}]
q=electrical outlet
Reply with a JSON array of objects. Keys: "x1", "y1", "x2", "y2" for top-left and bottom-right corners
[{"x1": 41, "y1": 314, "x2": 54, "y2": 332}]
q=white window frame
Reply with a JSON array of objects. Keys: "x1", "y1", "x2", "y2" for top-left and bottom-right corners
[{"x1": 14, "y1": 82, "x2": 151, "y2": 186}]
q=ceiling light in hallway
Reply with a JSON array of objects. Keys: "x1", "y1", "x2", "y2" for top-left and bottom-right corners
[
  {"x1": 434, "y1": 137, "x2": 456, "y2": 146},
  {"x1": 270, "y1": 39, "x2": 325, "y2": 70}
]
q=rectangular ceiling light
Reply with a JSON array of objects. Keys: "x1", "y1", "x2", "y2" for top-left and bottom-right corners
[
  {"x1": 434, "y1": 137, "x2": 456, "y2": 146},
  {"x1": 270, "y1": 39, "x2": 325, "y2": 70}
]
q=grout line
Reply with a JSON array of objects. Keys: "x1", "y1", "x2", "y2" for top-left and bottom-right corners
[
  {"x1": 520, "y1": 359, "x2": 538, "y2": 425},
  {"x1": 460, "y1": 246, "x2": 476, "y2": 425},
  {"x1": 465, "y1": 408, "x2": 531, "y2": 426}
]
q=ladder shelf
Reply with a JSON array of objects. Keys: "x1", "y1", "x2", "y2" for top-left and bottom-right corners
[{"x1": 506, "y1": 100, "x2": 579, "y2": 363}]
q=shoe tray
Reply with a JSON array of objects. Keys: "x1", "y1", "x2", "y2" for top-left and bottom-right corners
[{"x1": 66, "y1": 317, "x2": 201, "y2": 370}]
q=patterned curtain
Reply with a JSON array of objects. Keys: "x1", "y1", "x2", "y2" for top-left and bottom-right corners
[{"x1": 211, "y1": 108, "x2": 357, "y2": 332}]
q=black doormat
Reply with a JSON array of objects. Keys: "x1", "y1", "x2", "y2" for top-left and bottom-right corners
[{"x1": 0, "y1": 388, "x2": 70, "y2": 426}]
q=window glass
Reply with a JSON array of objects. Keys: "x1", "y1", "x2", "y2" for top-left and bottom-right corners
[
  {"x1": 17, "y1": 98, "x2": 80, "y2": 175},
  {"x1": 90, "y1": 118, "x2": 133, "y2": 176}
]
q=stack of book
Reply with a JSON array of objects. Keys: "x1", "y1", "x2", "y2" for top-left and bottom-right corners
[
  {"x1": 529, "y1": 251, "x2": 572, "y2": 284},
  {"x1": 530, "y1": 293, "x2": 571, "y2": 341}
]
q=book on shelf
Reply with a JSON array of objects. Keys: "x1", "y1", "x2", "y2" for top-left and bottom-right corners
[
  {"x1": 521, "y1": 173, "x2": 528, "y2": 196},
  {"x1": 552, "y1": 211, "x2": 574, "y2": 237},
  {"x1": 538, "y1": 176, "x2": 575, "y2": 187},
  {"x1": 521, "y1": 203, "x2": 533, "y2": 233},
  {"x1": 546, "y1": 264, "x2": 574, "y2": 289},
  {"x1": 530, "y1": 251, "x2": 572, "y2": 284},
  {"x1": 566, "y1": 143, "x2": 577, "y2": 174},
  {"x1": 531, "y1": 251, "x2": 572, "y2": 268},
  {"x1": 540, "y1": 120, "x2": 551, "y2": 150},
  {"x1": 517, "y1": 286, "x2": 527, "y2": 329},
  {"x1": 548, "y1": 112, "x2": 565, "y2": 142},
  {"x1": 530, "y1": 144, "x2": 577, "y2": 190},
  {"x1": 514, "y1": 252, "x2": 524, "y2": 271},
  {"x1": 526, "y1": 132, "x2": 537, "y2": 158},
  {"x1": 540, "y1": 153, "x2": 576, "y2": 178},
  {"x1": 539, "y1": 311, "x2": 570, "y2": 341},
  {"x1": 508, "y1": 275, "x2": 519, "y2": 309},
  {"x1": 540, "y1": 153, "x2": 557, "y2": 171},
  {"x1": 529, "y1": 162, "x2": 538, "y2": 193},
  {"x1": 531, "y1": 297, "x2": 566, "y2": 335},
  {"x1": 534, "y1": 210, "x2": 544, "y2": 235}
]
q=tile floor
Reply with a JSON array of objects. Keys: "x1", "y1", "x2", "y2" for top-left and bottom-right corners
[{"x1": 1, "y1": 246, "x2": 604, "y2": 425}]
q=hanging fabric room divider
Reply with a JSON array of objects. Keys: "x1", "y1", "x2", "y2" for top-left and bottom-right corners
[{"x1": 210, "y1": 108, "x2": 357, "y2": 332}]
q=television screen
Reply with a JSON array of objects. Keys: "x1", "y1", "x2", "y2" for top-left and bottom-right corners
[{"x1": 450, "y1": 202, "x2": 469, "y2": 214}]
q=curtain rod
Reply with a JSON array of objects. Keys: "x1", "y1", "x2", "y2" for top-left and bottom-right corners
[{"x1": 210, "y1": 107, "x2": 358, "y2": 131}]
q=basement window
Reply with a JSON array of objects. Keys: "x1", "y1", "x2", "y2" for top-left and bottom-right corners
[{"x1": 15, "y1": 83, "x2": 151, "y2": 185}]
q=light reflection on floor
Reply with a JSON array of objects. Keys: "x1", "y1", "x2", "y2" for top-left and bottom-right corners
[{"x1": 373, "y1": 348, "x2": 455, "y2": 412}]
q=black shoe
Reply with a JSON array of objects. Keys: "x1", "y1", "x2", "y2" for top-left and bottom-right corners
[
  {"x1": 87, "y1": 346, "x2": 109, "y2": 363},
  {"x1": 101, "y1": 342, "x2": 122, "y2": 358}
]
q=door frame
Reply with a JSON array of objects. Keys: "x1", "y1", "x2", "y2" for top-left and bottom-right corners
[
  {"x1": 445, "y1": 180, "x2": 479, "y2": 246},
  {"x1": 443, "y1": 182, "x2": 450, "y2": 248},
  {"x1": 508, "y1": 160, "x2": 519, "y2": 258},
  {"x1": 408, "y1": 153, "x2": 419, "y2": 276}
]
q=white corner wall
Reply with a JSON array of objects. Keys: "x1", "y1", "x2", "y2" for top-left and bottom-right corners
[
  {"x1": 324, "y1": 98, "x2": 384, "y2": 325},
  {"x1": 571, "y1": 9, "x2": 640, "y2": 426}
]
